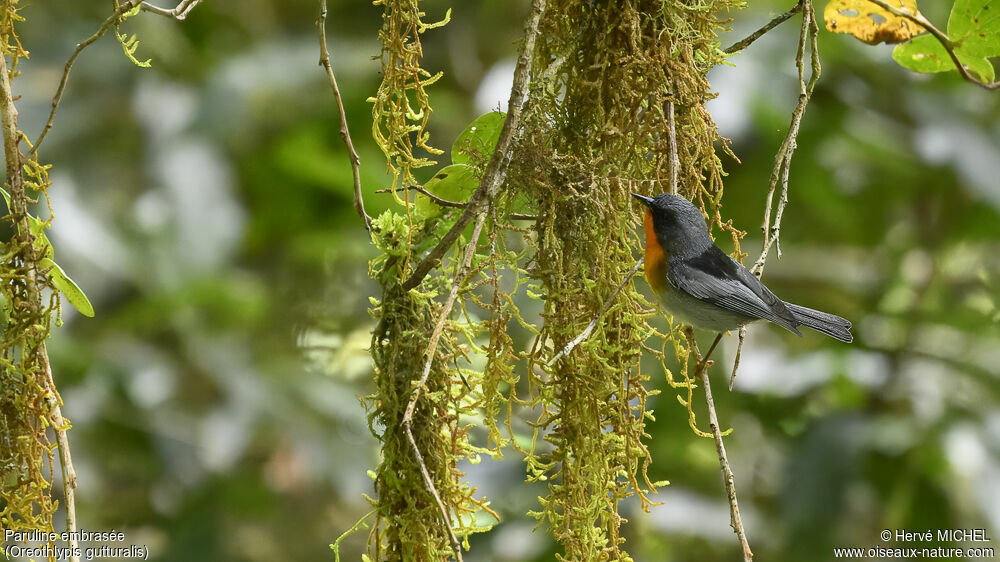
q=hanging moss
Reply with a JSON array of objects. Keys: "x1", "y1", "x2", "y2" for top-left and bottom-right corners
[
  {"x1": 360, "y1": 0, "x2": 752, "y2": 559},
  {"x1": 504, "y1": 1, "x2": 744, "y2": 559}
]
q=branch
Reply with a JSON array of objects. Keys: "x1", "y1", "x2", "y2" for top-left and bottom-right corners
[
  {"x1": 685, "y1": 329, "x2": 753, "y2": 562},
  {"x1": 724, "y1": 1, "x2": 804, "y2": 54},
  {"x1": 376, "y1": 185, "x2": 536, "y2": 220},
  {"x1": 401, "y1": 0, "x2": 547, "y2": 291},
  {"x1": 138, "y1": 0, "x2": 203, "y2": 20},
  {"x1": 863, "y1": 0, "x2": 1000, "y2": 91},
  {"x1": 318, "y1": 0, "x2": 370, "y2": 231},
  {"x1": 0, "y1": 43, "x2": 80, "y2": 562},
  {"x1": 31, "y1": 0, "x2": 204, "y2": 156},
  {"x1": 549, "y1": 257, "x2": 643, "y2": 365},
  {"x1": 734, "y1": 2, "x2": 821, "y2": 387},
  {"x1": 666, "y1": 100, "x2": 679, "y2": 195}
]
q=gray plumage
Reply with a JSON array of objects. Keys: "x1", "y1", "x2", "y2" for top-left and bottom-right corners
[{"x1": 634, "y1": 193, "x2": 852, "y2": 343}]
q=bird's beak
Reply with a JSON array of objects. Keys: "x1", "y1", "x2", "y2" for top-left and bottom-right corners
[{"x1": 631, "y1": 192, "x2": 653, "y2": 206}]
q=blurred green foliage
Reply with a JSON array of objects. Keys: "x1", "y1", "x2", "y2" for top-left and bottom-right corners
[{"x1": 1, "y1": 0, "x2": 996, "y2": 560}]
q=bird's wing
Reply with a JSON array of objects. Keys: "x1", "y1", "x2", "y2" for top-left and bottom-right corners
[{"x1": 667, "y1": 245, "x2": 801, "y2": 334}]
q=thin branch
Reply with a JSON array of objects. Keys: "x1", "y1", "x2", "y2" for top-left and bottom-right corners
[
  {"x1": 138, "y1": 0, "x2": 202, "y2": 20},
  {"x1": 729, "y1": 333, "x2": 745, "y2": 391},
  {"x1": 31, "y1": 0, "x2": 139, "y2": 154},
  {"x1": 376, "y1": 185, "x2": 537, "y2": 220},
  {"x1": 31, "y1": 0, "x2": 203, "y2": 155},
  {"x1": 42, "y1": 351, "x2": 79, "y2": 561},
  {"x1": 401, "y1": 0, "x2": 547, "y2": 291},
  {"x1": 666, "y1": 100, "x2": 679, "y2": 195},
  {"x1": 686, "y1": 329, "x2": 753, "y2": 562},
  {"x1": 751, "y1": 0, "x2": 820, "y2": 272},
  {"x1": 724, "y1": 1, "x2": 804, "y2": 54},
  {"x1": 735, "y1": 2, "x2": 820, "y2": 389},
  {"x1": 863, "y1": 0, "x2": 1000, "y2": 91},
  {"x1": 549, "y1": 257, "x2": 643, "y2": 365},
  {"x1": 0, "y1": 44, "x2": 80, "y2": 562},
  {"x1": 318, "y1": 0, "x2": 370, "y2": 231}
]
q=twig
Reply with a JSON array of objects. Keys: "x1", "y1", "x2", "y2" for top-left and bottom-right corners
[
  {"x1": 0, "y1": 44, "x2": 80, "y2": 562},
  {"x1": 401, "y1": 0, "x2": 547, "y2": 291},
  {"x1": 42, "y1": 350, "x2": 79, "y2": 561},
  {"x1": 138, "y1": 0, "x2": 202, "y2": 20},
  {"x1": 31, "y1": 0, "x2": 203, "y2": 155},
  {"x1": 549, "y1": 257, "x2": 643, "y2": 365},
  {"x1": 318, "y1": 0, "x2": 370, "y2": 231},
  {"x1": 666, "y1": 100, "x2": 679, "y2": 195},
  {"x1": 376, "y1": 185, "x2": 537, "y2": 220},
  {"x1": 863, "y1": 0, "x2": 1000, "y2": 91},
  {"x1": 724, "y1": 1, "x2": 804, "y2": 54},
  {"x1": 31, "y1": 0, "x2": 139, "y2": 154},
  {"x1": 752, "y1": 0, "x2": 819, "y2": 271},
  {"x1": 685, "y1": 328, "x2": 752, "y2": 562},
  {"x1": 735, "y1": 3, "x2": 820, "y2": 389},
  {"x1": 728, "y1": 331, "x2": 745, "y2": 391}
]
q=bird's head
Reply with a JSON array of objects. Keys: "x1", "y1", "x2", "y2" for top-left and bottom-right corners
[{"x1": 631, "y1": 192, "x2": 712, "y2": 257}]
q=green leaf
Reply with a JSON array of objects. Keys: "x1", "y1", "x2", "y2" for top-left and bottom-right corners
[
  {"x1": 451, "y1": 111, "x2": 505, "y2": 166},
  {"x1": 949, "y1": 0, "x2": 1000, "y2": 58},
  {"x1": 41, "y1": 258, "x2": 95, "y2": 318},
  {"x1": 893, "y1": 0, "x2": 998, "y2": 82},
  {"x1": 415, "y1": 164, "x2": 478, "y2": 218},
  {"x1": 892, "y1": 34, "x2": 995, "y2": 82}
]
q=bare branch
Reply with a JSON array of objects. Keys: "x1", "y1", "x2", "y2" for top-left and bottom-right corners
[
  {"x1": 729, "y1": 331, "x2": 745, "y2": 391},
  {"x1": 31, "y1": 0, "x2": 139, "y2": 154},
  {"x1": 686, "y1": 329, "x2": 753, "y2": 562},
  {"x1": 863, "y1": 0, "x2": 1000, "y2": 91},
  {"x1": 31, "y1": 0, "x2": 204, "y2": 156},
  {"x1": 402, "y1": 0, "x2": 547, "y2": 291},
  {"x1": 318, "y1": 0, "x2": 370, "y2": 231},
  {"x1": 751, "y1": 1, "x2": 820, "y2": 275},
  {"x1": 724, "y1": 1, "x2": 804, "y2": 54},
  {"x1": 549, "y1": 257, "x2": 644, "y2": 365},
  {"x1": 138, "y1": 0, "x2": 203, "y2": 21},
  {"x1": 666, "y1": 100, "x2": 679, "y2": 195}
]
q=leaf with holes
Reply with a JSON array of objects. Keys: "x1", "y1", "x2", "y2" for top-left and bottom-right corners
[
  {"x1": 824, "y1": 0, "x2": 923, "y2": 44},
  {"x1": 41, "y1": 258, "x2": 95, "y2": 318},
  {"x1": 415, "y1": 164, "x2": 479, "y2": 218},
  {"x1": 452, "y1": 111, "x2": 505, "y2": 166}
]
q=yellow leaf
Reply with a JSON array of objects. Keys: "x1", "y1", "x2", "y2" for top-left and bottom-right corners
[{"x1": 824, "y1": 0, "x2": 924, "y2": 45}]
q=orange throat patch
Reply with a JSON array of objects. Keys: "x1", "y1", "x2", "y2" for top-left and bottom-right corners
[{"x1": 643, "y1": 209, "x2": 668, "y2": 293}]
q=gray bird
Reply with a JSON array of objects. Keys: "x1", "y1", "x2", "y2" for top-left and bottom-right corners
[{"x1": 633, "y1": 192, "x2": 852, "y2": 343}]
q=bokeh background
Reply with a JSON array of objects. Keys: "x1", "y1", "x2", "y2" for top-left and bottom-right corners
[{"x1": 6, "y1": 0, "x2": 999, "y2": 560}]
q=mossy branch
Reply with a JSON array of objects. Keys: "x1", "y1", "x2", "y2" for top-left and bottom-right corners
[{"x1": 0, "y1": 28, "x2": 79, "y2": 561}]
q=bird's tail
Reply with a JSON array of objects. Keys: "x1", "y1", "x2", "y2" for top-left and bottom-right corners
[{"x1": 784, "y1": 302, "x2": 853, "y2": 343}]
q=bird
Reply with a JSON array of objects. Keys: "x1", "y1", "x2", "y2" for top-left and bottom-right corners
[{"x1": 632, "y1": 192, "x2": 852, "y2": 343}]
